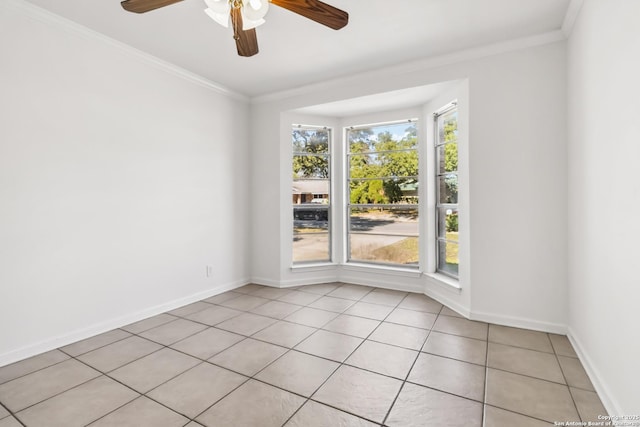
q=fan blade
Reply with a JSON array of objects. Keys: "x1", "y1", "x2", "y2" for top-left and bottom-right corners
[
  {"x1": 230, "y1": 7, "x2": 259, "y2": 57},
  {"x1": 121, "y1": 0, "x2": 183, "y2": 13},
  {"x1": 270, "y1": 0, "x2": 348, "y2": 30}
]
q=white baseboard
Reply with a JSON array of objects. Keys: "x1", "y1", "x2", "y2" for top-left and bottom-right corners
[
  {"x1": 469, "y1": 310, "x2": 568, "y2": 334},
  {"x1": 567, "y1": 327, "x2": 620, "y2": 417},
  {"x1": 0, "y1": 278, "x2": 249, "y2": 368}
]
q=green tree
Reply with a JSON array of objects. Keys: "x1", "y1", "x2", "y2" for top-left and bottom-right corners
[
  {"x1": 348, "y1": 124, "x2": 418, "y2": 204},
  {"x1": 292, "y1": 129, "x2": 329, "y2": 179}
]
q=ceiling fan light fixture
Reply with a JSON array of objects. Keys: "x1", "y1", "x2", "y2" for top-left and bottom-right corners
[
  {"x1": 204, "y1": 7, "x2": 230, "y2": 27},
  {"x1": 204, "y1": 0, "x2": 268, "y2": 30},
  {"x1": 242, "y1": 0, "x2": 269, "y2": 22}
]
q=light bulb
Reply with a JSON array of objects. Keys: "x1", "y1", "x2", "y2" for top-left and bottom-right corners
[
  {"x1": 204, "y1": 0, "x2": 230, "y2": 27},
  {"x1": 242, "y1": 0, "x2": 269, "y2": 22},
  {"x1": 204, "y1": 0, "x2": 229, "y2": 14}
]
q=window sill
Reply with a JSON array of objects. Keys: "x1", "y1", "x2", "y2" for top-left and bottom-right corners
[
  {"x1": 290, "y1": 262, "x2": 337, "y2": 272},
  {"x1": 424, "y1": 272, "x2": 462, "y2": 293},
  {"x1": 342, "y1": 262, "x2": 422, "y2": 278}
]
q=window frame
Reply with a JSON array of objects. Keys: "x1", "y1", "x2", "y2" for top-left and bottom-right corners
[
  {"x1": 291, "y1": 125, "x2": 333, "y2": 265},
  {"x1": 433, "y1": 103, "x2": 459, "y2": 279},
  {"x1": 344, "y1": 119, "x2": 420, "y2": 269}
]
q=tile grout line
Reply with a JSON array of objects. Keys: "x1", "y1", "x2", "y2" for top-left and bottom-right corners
[
  {"x1": 482, "y1": 316, "x2": 491, "y2": 427},
  {"x1": 381, "y1": 300, "x2": 442, "y2": 426},
  {"x1": 548, "y1": 332, "x2": 583, "y2": 422},
  {"x1": 278, "y1": 284, "x2": 389, "y2": 427}
]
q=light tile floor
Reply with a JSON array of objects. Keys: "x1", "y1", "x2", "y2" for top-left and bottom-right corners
[{"x1": 0, "y1": 283, "x2": 607, "y2": 427}]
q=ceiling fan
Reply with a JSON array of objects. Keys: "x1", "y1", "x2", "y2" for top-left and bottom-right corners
[{"x1": 120, "y1": 0, "x2": 349, "y2": 57}]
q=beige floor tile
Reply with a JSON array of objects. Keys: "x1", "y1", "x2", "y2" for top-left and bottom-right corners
[
  {"x1": 408, "y1": 353, "x2": 485, "y2": 401},
  {"x1": 398, "y1": 293, "x2": 443, "y2": 313},
  {"x1": 252, "y1": 321, "x2": 316, "y2": 348},
  {"x1": 346, "y1": 340, "x2": 418, "y2": 379},
  {"x1": 344, "y1": 301, "x2": 394, "y2": 320},
  {"x1": 139, "y1": 319, "x2": 207, "y2": 346},
  {"x1": 571, "y1": 387, "x2": 608, "y2": 422},
  {"x1": 185, "y1": 305, "x2": 242, "y2": 326},
  {"x1": 219, "y1": 294, "x2": 270, "y2": 311},
  {"x1": 549, "y1": 334, "x2": 578, "y2": 358},
  {"x1": 386, "y1": 308, "x2": 437, "y2": 329},
  {"x1": 0, "y1": 350, "x2": 69, "y2": 385},
  {"x1": 251, "y1": 287, "x2": 294, "y2": 300},
  {"x1": 309, "y1": 296, "x2": 356, "y2": 313},
  {"x1": 277, "y1": 291, "x2": 322, "y2": 306},
  {"x1": 234, "y1": 284, "x2": 265, "y2": 294},
  {"x1": 322, "y1": 314, "x2": 380, "y2": 338},
  {"x1": 433, "y1": 316, "x2": 488, "y2": 340},
  {"x1": 78, "y1": 336, "x2": 162, "y2": 372},
  {"x1": 488, "y1": 325, "x2": 553, "y2": 353},
  {"x1": 297, "y1": 283, "x2": 340, "y2": 295},
  {"x1": 196, "y1": 380, "x2": 304, "y2": 427},
  {"x1": 327, "y1": 285, "x2": 373, "y2": 301},
  {"x1": 483, "y1": 405, "x2": 550, "y2": 427},
  {"x1": 284, "y1": 307, "x2": 338, "y2": 328},
  {"x1": 209, "y1": 338, "x2": 287, "y2": 376},
  {"x1": 360, "y1": 288, "x2": 407, "y2": 306},
  {"x1": 558, "y1": 356, "x2": 594, "y2": 390},
  {"x1": 167, "y1": 302, "x2": 211, "y2": 317},
  {"x1": 285, "y1": 400, "x2": 377, "y2": 427},
  {"x1": 422, "y1": 331, "x2": 487, "y2": 365},
  {"x1": 148, "y1": 363, "x2": 247, "y2": 418},
  {"x1": 369, "y1": 322, "x2": 429, "y2": 350},
  {"x1": 170, "y1": 328, "x2": 244, "y2": 360},
  {"x1": 313, "y1": 365, "x2": 402, "y2": 424},
  {"x1": 295, "y1": 330, "x2": 363, "y2": 362},
  {"x1": 0, "y1": 405, "x2": 7, "y2": 419},
  {"x1": 16, "y1": 376, "x2": 137, "y2": 427},
  {"x1": 256, "y1": 350, "x2": 338, "y2": 397},
  {"x1": 88, "y1": 396, "x2": 188, "y2": 427},
  {"x1": 386, "y1": 382, "x2": 482, "y2": 427},
  {"x1": 109, "y1": 348, "x2": 199, "y2": 393},
  {"x1": 250, "y1": 300, "x2": 303, "y2": 319},
  {"x1": 440, "y1": 306, "x2": 464, "y2": 318},
  {"x1": 215, "y1": 313, "x2": 277, "y2": 336},
  {"x1": 121, "y1": 314, "x2": 178, "y2": 334},
  {"x1": 0, "y1": 359, "x2": 100, "y2": 412},
  {"x1": 61, "y1": 329, "x2": 131, "y2": 357},
  {"x1": 0, "y1": 417, "x2": 21, "y2": 427},
  {"x1": 485, "y1": 368, "x2": 579, "y2": 422},
  {"x1": 202, "y1": 291, "x2": 243, "y2": 305},
  {"x1": 487, "y1": 343, "x2": 565, "y2": 383}
]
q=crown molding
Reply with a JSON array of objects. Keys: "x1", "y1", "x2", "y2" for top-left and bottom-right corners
[
  {"x1": 561, "y1": 0, "x2": 586, "y2": 37},
  {"x1": 252, "y1": 30, "x2": 566, "y2": 105},
  {"x1": 2, "y1": 0, "x2": 249, "y2": 103}
]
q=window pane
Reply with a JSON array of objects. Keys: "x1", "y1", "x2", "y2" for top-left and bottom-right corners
[
  {"x1": 293, "y1": 205, "x2": 329, "y2": 222},
  {"x1": 350, "y1": 234, "x2": 419, "y2": 266},
  {"x1": 437, "y1": 207, "x2": 459, "y2": 241},
  {"x1": 436, "y1": 142, "x2": 458, "y2": 173},
  {"x1": 437, "y1": 110, "x2": 458, "y2": 145},
  {"x1": 349, "y1": 179, "x2": 419, "y2": 205},
  {"x1": 437, "y1": 174, "x2": 458, "y2": 204},
  {"x1": 292, "y1": 129, "x2": 329, "y2": 154},
  {"x1": 293, "y1": 155, "x2": 329, "y2": 179},
  {"x1": 349, "y1": 206, "x2": 418, "y2": 266},
  {"x1": 293, "y1": 232, "x2": 330, "y2": 263},
  {"x1": 293, "y1": 127, "x2": 330, "y2": 265},
  {"x1": 349, "y1": 206, "x2": 418, "y2": 235},
  {"x1": 349, "y1": 122, "x2": 418, "y2": 152},
  {"x1": 437, "y1": 240, "x2": 459, "y2": 276}
]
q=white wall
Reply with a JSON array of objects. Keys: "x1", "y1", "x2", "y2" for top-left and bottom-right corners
[
  {"x1": 566, "y1": 0, "x2": 640, "y2": 414},
  {"x1": 250, "y1": 39, "x2": 568, "y2": 332},
  {"x1": 0, "y1": 3, "x2": 250, "y2": 365}
]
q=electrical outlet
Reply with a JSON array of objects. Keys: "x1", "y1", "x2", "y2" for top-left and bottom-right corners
[{"x1": 206, "y1": 265, "x2": 213, "y2": 277}]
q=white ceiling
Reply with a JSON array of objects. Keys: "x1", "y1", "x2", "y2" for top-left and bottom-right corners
[{"x1": 23, "y1": 0, "x2": 571, "y2": 97}]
